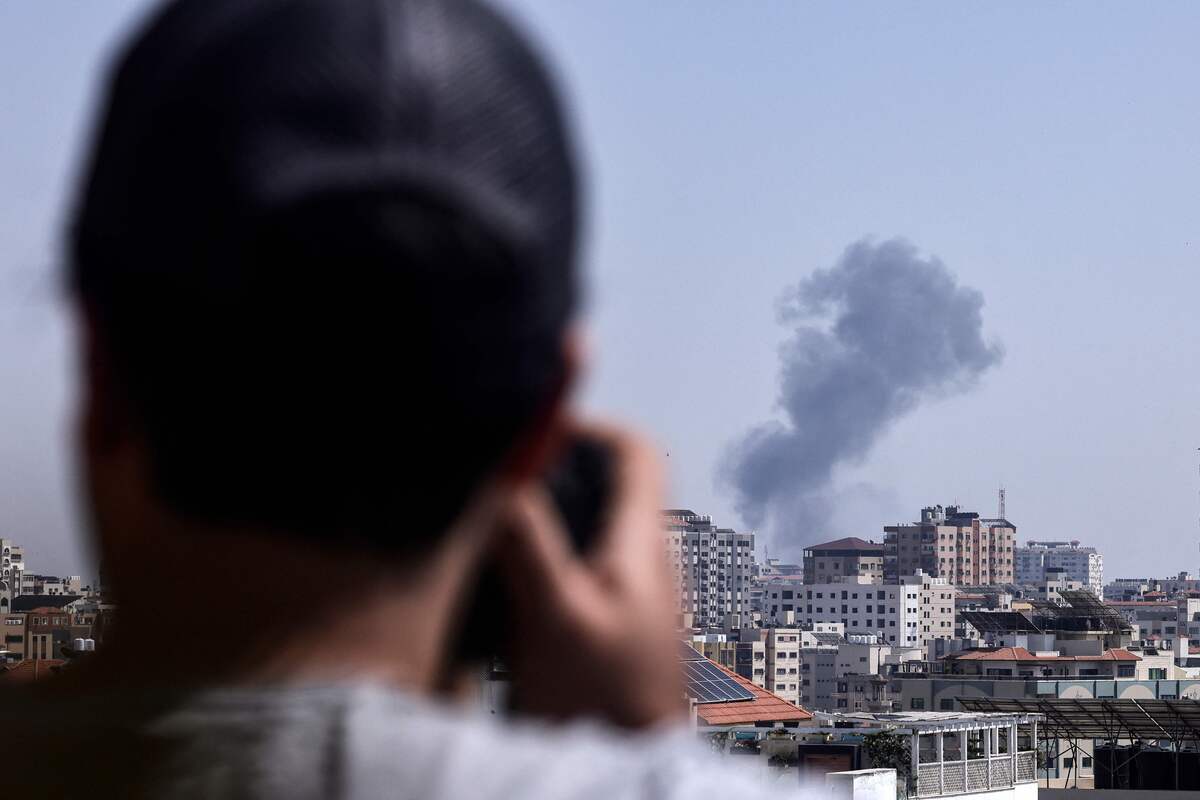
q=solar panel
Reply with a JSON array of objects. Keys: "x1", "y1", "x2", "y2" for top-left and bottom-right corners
[{"x1": 678, "y1": 642, "x2": 755, "y2": 704}]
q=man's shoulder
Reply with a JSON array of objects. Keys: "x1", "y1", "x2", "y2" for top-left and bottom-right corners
[{"x1": 150, "y1": 683, "x2": 764, "y2": 799}]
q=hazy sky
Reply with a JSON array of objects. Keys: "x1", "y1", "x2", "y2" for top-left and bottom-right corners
[{"x1": 4, "y1": 2, "x2": 1200, "y2": 578}]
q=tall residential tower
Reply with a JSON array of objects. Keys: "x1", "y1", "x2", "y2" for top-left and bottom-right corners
[
  {"x1": 664, "y1": 510, "x2": 756, "y2": 630},
  {"x1": 883, "y1": 504, "x2": 1015, "y2": 586}
]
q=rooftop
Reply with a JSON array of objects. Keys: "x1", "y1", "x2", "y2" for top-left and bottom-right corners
[
  {"x1": 823, "y1": 710, "x2": 1038, "y2": 732},
  {"x1": 805, "y1": 536, "x2": 884, "y2": 553},
  {"x1": 693, "y1": 661, "x2": 813, "y2": 727},
  {"x1": 944, "y1": 646, "x2": 1140, "y2": 663},
  {"x1": 11, "y1": 595, "x2": 82, "y2": 612}
]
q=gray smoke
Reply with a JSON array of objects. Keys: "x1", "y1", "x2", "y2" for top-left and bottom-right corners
[{"x1": 723, "y1": 238, "x2": 1002, "y2": 549}]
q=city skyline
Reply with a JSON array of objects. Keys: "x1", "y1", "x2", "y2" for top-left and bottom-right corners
[{"x1": 4, "y1": 2, "x2": 1200, "y2": 577}]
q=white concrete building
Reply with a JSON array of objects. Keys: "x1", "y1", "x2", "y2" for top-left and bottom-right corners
[
  {"x1": 1014, "y1": 541, "x2": 1102, "y2": 596},
  {"x1": 797, "y1": 572, "x2": 956, "y2": 650}
]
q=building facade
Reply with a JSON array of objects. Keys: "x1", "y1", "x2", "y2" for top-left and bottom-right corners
[
  {"x1": 884, "y1": 504, "x2": 1015, "y2": 586},
  {"x1": 1014, "y1": 541, "x2": 1102, "y2": 595},
  {"x1": 664, "y1": 510, "x2": 756, "y2": 629},
  {"x1": 798, "y1": 639, "x2": 838, "y2": 710},
  {"x1": 0, "y1": 539, "x2": 25, "y2": 614},
  {"x1": 1, "y1": 612, "x2": 25, "y2": 661},
  {"x1": 796, "y1": 572, "x2": 956, "y2": 650},
  {"x1": 802, "y1": 537, "x2": 885, "y2": 584}
]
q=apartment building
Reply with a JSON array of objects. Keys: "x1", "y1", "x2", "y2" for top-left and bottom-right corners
[
  {"x1": 796, "y1": 572, "x2": 956, "y2": 650},
  {"x1": 763, "y1": 628, "x2": 802, "y2": 705},
  {"x1": 884, "y1": 504, "x2": 1015, "y2": 585},
  {"x1": 663, "y1": 510, "x2": 755, "y2": 629},
  {"x1": 1023, "y1": 570, "x2": 1084, "y2": 606},
  {"x1": 0, "y1": 539, "x2": 25, "y2": 614},
  {"x1": 1104, "y1": 571, "x2": 1200, "y2": 601},
  {"x1": 1015, "y1": 540, "x2": 1103, "y2": 595},
  {"x1": 798, "y1": 638, "x2": 838, "y2": 710},
  {"x1": 24, "y1": 607, "x2": 72, "y2": 661},
  {"x1": 802, "y1": 537, "x2": 884, "y2": 584},
  {"x1": 761, "y1": 578, "x2": 805, "y2": 625}
]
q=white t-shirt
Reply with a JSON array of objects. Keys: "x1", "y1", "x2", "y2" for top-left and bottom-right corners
[{"x1": 143, "y1": 684, "x2": 791, "y2": 799}]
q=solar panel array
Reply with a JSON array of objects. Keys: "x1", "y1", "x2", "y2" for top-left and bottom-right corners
[
  {"x1": 959, "y1": 697, "x2": 1200, "y2": 742},
  {"x1": 678, "y1": 641, "x2": 756, "y2": 704}
]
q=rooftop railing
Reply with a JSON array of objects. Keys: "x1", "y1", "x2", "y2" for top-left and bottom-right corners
[{"x1": 915, "y1": 751, "x2": 1037, "y2": 797}]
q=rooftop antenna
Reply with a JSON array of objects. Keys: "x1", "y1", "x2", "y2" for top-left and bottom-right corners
[{"x1": 998, "y1": 486, "x2": 1006, "y2": 519}]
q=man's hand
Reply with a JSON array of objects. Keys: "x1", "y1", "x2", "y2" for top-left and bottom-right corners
[{"x1": 496, "y1": 422, "x2": 684, "y2": 729}]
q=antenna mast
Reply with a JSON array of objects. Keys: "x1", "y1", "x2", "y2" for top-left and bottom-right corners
[{"x1": 998, "y1": 486, "x2": 1006, "y2": 519}]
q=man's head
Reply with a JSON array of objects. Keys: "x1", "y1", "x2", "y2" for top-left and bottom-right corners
[{"x1": 70, "y1": 0, "x2": 580, "y2": 558}]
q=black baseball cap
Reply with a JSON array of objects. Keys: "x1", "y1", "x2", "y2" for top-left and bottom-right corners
[
  {"x1": 71, "y1": 0, "x2": 580, "y2": 334},
  {"x1": 67, "y1": 0, "x2": 583, "y2": 546}
]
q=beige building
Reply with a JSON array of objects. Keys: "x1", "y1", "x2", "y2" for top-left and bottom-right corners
[
  {"x1": 884, "y1": 504, "x2": 1015, "y2": 586},
  {"x1": 738, "y1": 627, "x2": 804, "y2": 705},
  {"x1": 802, "y1": 537, "x2": 884, "y2": 584}
]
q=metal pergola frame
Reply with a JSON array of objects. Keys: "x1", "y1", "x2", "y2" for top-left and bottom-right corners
[{"x1": 958, "y1": 697, "x2": 1200, "y2": 790}]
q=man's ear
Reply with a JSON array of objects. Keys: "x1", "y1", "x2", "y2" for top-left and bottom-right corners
[
  {"x1": 77, "y1": 302, "x2": 130, "y2": 456},
  {"x1": 75, "y1": 300, "x2": 155, "y2": 600},
  {"x1": 500, "y1": 328, "x2": 586, "y2": 484}
]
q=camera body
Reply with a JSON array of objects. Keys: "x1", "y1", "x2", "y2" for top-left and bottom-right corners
[{"x1": 451, "y1": 437, "x2": 613, "y2": 665}]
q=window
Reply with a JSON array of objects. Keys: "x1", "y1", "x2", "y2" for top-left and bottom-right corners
[
  {"x1": 911, "y1": 698, "x2": 925, "y2": 710},
  {"x1": 1082, "y1": 757, "x2": 1093, "y2": 768},
  {"x1": 940, "y1": 699, "x2": 954, "y2": 710}
]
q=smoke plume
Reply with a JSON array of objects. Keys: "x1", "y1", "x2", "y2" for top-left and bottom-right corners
[{"x1": 722, "y1": 238, "x2": 1002, "y2": 549}]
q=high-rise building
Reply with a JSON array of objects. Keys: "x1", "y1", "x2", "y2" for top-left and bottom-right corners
[
  {"x1": 884, "y1": 504, "x2": 1015, "y2": 586},
  {"x1": 663, "y1": 510, "x2": 755, "y2": 630},
  {"x1": 802, "y1": 537, "x2": 885, "y2": 584},
  {"x1": 1014, "y1": 540, "x2": 1103, "y2": 595}
]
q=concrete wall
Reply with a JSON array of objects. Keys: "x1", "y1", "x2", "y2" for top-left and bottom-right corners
[{"x1": 825, "y1": 769, "x2": 896, "y2": 800}]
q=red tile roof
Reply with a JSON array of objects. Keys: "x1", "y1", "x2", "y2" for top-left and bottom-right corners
[
  {"x1": 694, "y1": 662, "x2": 813, "y2": 726},
  {"x1": 946, "y1": 647, "x2": 1140, "y2": 663}
]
